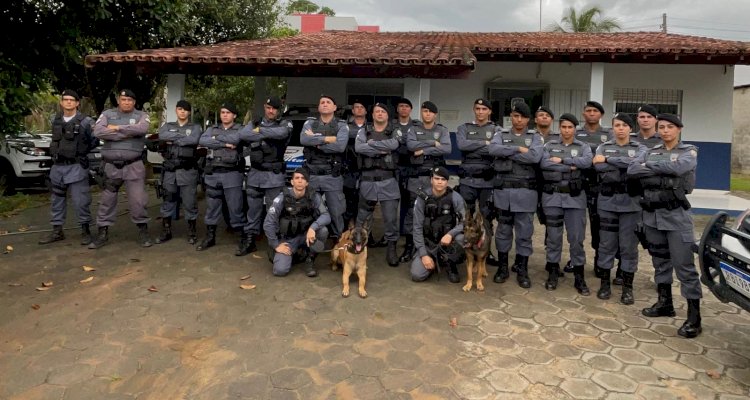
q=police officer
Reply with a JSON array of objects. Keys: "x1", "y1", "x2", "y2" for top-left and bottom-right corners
[
  {"x1": 628, "y1": 114, "x2": 702, "y2": 338},
  {"x1": 411, "y1": 166, "x2": 466, "y2": 283},
  {"x1": 534, "y1": 106, "x2": 557, "y2": 140},
  {"x1": 300, "y1": 95, "x2": 348, "y2": 240},
  {"x1": 632, "y1": 104, "x2": 662, "y2": 149},
  {"x1": 154, "y1": 99, "x2": 202, "y2": 245},
  {"x1": 489, "y1": 102, "x2": 543, "y2": 288},
  {"x1": 236, "y1": 96, "x2": 292, "y2": 256},
  {"x1": 343, "y1": 99, "x2": 366, "y2": 230},
  {"x1": 393, "y1": 98, "x2": 419, "y2": 261},
  {"x1": 402, "y1": 101, "x2": 451, "y2": 263},
  {"x1": 39, "y1": 90, "x2": 96, "y2": 245},
  {"x1": 355, "y1": 103, "x2": 401, "y2": 266},
  {"x1": 90, "y1": 89, "x2": 152, "y2": 249},
  {"x1": 196, "y1": 102, "x2": 248, "y2": 251},
  {"x1": 593, "y1": 113, "x2": 647, "y2": 304},
  {"x1": 456, "y1": 98, "x2": 499, "y2": 264},
  {"x1": 264, "y1": 167, "x2": 330, "y2": 277},
  {"x1": 568, "y1": 100, "x2": 613, "y2": 274},
  {"x1": 539, "y1": 113, "x2": 592, "y2": 293}
]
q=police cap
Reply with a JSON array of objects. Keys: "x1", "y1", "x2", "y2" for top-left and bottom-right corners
[
  {"x1": 372, "y1": 102, "x2": 391, "y2": 116},
  {"x1": 421, "y1": 101, "x2": 438, "y2": 114},
  {"x1": 176, "y1": 99, "x2": 191, "y2": 112},
  {"x1": 474, "y1": 98, "x2": 491, "y2": 108},
  {"x1": 511, "y1": 102, "x2": 531, "y2": 118},
  {"x1": 61, "y1": 89, "x2": 80, "y2": 101},
  {"x1": 293, "y1": 167, "x2": 310, "y2": 181},
  {"x1": 657, "y1": 113, "x2": 683, "y2": 128},
  {"x1": 559, "y1": 113, "x2": 579, "y2": 127},
  {"x1": 431, "y1": 166, "x2": 450, "y2": 180},
  {"x1": 536, "y1": 106, "x2": 554, "y2": 119},
  {"x1": 396, "y1": 98, "x2": 413, "y2": 108},
  {"x1": 585, "y1": 100, "x2": 605, "y2": 114},
  {"x1": 221, "y1": 102, "x2": 239, "y2": 115},
  {"x1": 637, "y1": 104, "x2": 658, "y2": 118},
  {"x1": 320, "y1": 94, "x2": 336, "y2": 105},
  {"x1": 119, "y1": 89, "x2": 136, "y2": 100},
  {"x1": 612, "y1": 112, "x2": 634, "y2": 130},
  {"x1": 265, "y1": 96, "x2": 282, "y2": 110}
]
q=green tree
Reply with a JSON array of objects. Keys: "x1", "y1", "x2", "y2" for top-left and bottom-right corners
[
  {"x1": 547, "y1": 5, "x2": 621, "y2": 33},
  {"x1": 286, "y1": 0, "x2": 319, "y2": 14},
  {"x1": 319, "y1": 6, "x2": 335, "y2": 16}
]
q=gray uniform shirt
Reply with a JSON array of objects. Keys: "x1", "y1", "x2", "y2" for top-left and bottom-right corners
[
  {"x1": 595, "y1": 140, "x2": 647, "y2": 213},
  {"x1": 413, "y1": 188, "x2": 466, "y2": 258},
  {"x1": 94, "y1": 108, "x2": 150, "y2": 162},
  {"x1": 241, "y1": 117, "x2": 293, "y2": 189},
  {"x1": 355, "y1": 126, "x2": 401, "y2": 201},
  {"x1": 488, "y1": 128, "x2": 543, "y2": 212},
  {"x1": 199, "y1": 122, "x2": 247, "y2": 188},
  {"x1": 300, "y1": 117, "x2": 348, "y2": 191},
  {"x1": 158, "y1": 121, "x2": 202, "y2": 186},
  {"x1": 630, "y1": 131, "x2": 662, "y2": 149},
  {"x1": 406, "y1": 123, "x2": 451, "y2": 192},
  {"x1": 264, "y1": 189, "x2": 331, "y2": 248},
  {"x1": 540, "y1": 138, "x2": 592, "y2": 209},
  {"x1": 456, "y1": 121, "x2": 499, "y2": 189}
]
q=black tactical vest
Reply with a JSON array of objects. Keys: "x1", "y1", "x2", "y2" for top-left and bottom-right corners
[
  {"x1": 393, "y1": 122, "x2": 413, "y2": 167},
  {"x1": 345, "y1": 120, "x2": 364, "y2": 172},
  {"x1": 278, "y1": 189, "x2": 315, "y2": 237},
  {"x1": 542, "y1": 140, "x2": 585, "y2": 184},
  {"x1": 575, "y1": 128, "x2": 610, "y2": 151},
  {"x1": 596, "y1": 141, "x2": 642, "y2": 196},
  {"x1": 492, "y1": 130, "x2": 537, "y2": 181},
  {"x1": 303, "y1": 119, "x2": 343, "y2": 167},
  {"x1": 161, "y1": 123, "x2": 199, "y2": 171},
  {"x1": 423, "y1": 188, "x2": 457, "y2": 241},
  {"x1": 631, "y1": 133, "x2": 661, "y2": 149},
  {"x1": 248, "y1": 119, "x2": 288, "y2": 173},
  {"x1": 207, "y1": 125, "x2": 243, "y2": 170},
  {"x1": 51, "y1": 114, "x2": 89, "y2": 161},
  {"x1": 411, "y1": 126, "x2": 445, "y2": 172},
  {"x1": 101, "y1": 110, "x2": 146, "y2": 153},
  {"x1": 462, "y1": 123, "x2": 496, "y2": 164},
  {"x1": 639, "y1": 144, "x2": 697, "y2": 210},
  {"x1": 358, "y1": 125, "x2": 397, "y2": 171}
]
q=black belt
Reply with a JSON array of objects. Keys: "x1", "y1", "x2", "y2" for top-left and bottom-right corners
[
  {"x1": 361, "y1": 173, "x2": 395, "y2": 182},
  {"x1": 106, "y1": 159, "x2": 138, "y2": 169},
  {"x1": 54, "y1": 158, "x2": 79, "y2": 165}
]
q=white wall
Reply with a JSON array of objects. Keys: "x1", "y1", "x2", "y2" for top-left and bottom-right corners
[{"x1": 733, "y1": 86, "x2": 750, "y2": 173}]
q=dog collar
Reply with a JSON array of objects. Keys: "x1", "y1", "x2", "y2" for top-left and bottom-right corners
[{"x1": 474, "y1": 232, "x2": 486, "y2": 250}]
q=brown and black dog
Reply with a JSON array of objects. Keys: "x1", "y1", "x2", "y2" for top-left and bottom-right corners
[
  {"x1": 463, "y1": 208, "x2": 491, "y2": 292},
  {"x1": 331, "y1": 219, "x2": 371, "y2": 298}
]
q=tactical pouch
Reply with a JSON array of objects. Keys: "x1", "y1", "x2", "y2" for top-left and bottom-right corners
[
  {"x1": 411, "y1": 154, "x2": 425, "y2": 165},
  {"x1": 542, "y1": 170, "x2": 562, "y2": 182},
  {"x1": 634, "y1": 222, "x2": 648, "y2": 249},
  {"x1": 493, "y1": 159, "x2": 512, "y2": 173}
]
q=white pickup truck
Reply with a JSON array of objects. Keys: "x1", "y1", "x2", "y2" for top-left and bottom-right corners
[{"x1": 0, "y1": 132, "x2": 52, "y2": 195}]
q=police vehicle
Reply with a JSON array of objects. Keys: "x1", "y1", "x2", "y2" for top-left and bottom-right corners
[
  {"x1": 0, "y1": 132, "x2": 52, "y2": 195},
  {"x1": 697, "y1": 209, "x2": 750, "y2": 312}
]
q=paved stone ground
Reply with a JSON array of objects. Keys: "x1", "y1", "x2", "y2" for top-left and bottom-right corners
[{"x1": 0, "y1": 191, "x2": 749, "y2": 399}]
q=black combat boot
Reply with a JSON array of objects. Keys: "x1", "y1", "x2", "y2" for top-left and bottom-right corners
[
  {"x1": 39, "y1": 225, "x2": 65, "y2": 245},
  {"x1": 196, "y1": 225, "x2": 217, "y2": 251},
  {"x1": 137, "y1": 223, "x2": 153, "y2": 247},
  {"x1": 187, "y1": 220, "x2": 197, "y2": 245},
  {"x1": 235, "y1": 231, "x2": 257, "y2": 256},
  {"x1": 544, "y1": 262, "x2": 559, "y2": 290},
  {"x1": 613, "y1": 262, "x2": 624, "y2": 286},
  {"x1": 620, "y1": 271, "x2": 635, "y2": 305},
  {"x1": 486, "y1": 252, "x2": 499, "y2": 267},
  {"x1": 304, "y1": 253, "x2": 318, "y2": 277},
  {"x1": 155, "y1": 217, "x2": 172, "y2": 244},
  {"x1": 386, "y1": 241, "x2": 399, "y2": 266},
  {"x1": 368, "y1": 233, "x2": 387, "y2": 248},
  {"x1": 642, "y1": 283, "x2": 676, "y2": 317},
  {"x1": 515, "y1": 255, "x2": 531, "y2": 289},
  {"x1": 398, "y1": 235, "x2": 415, "y2": 263},
  {"x1": 447, "y1": 261, "x2": 460, "y2": 283},
  {"x1": 493, "y1": 252, "x2": 509, "y2": 283},
  {"x1": 677, "y1": 299, "x2": 702, "y2": 338},
  {"x1": 573, "y1": 265, "x2": 591, "y2": 296},
  {"x1": 563, "y1": 259, "x2": 574, "y2": 273},
  {"x1": 80, "y1": 224, "x2": 92, "y2": 246},
  {"x1": 597, "y1": 268, "x2": 611, "y2": 300},
  {"x1": 511, "y1": 254, "x2": 521, "y2": 273},
  {"x1": 88, "y1": 226, "x2": 108, "y2": 249}
]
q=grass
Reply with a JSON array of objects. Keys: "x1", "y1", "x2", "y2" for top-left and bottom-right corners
[
  {"x1": 731, "y1": 174, "x2": 750, "y2": 193},
  {"x1": 0, "y1": 193, "x2": 47, "y2": 217}
]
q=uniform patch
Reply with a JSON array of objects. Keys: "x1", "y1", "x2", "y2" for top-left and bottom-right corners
[
  {"x1": 433, "y1": 132, "x2": 440, "y2": 140},
  {"x1": 396, "y1": 129, "x2": 402, "y2": 137},
  {"x1": 628, "y1": 149, "x2": 635, "y2": 157},
  {"x1": 571, "y1": 149, "x2": 578, "y2": 157},
  {"x1": 129, "y1": 119, "x2": 136, "y2": 124},
  {"x1": 670, "y1": 153, "x2": 679, "y2": 161},
  {"x1": 524, "y1": 138, "x2": 532, "y2": 146},
  {"x1": 486, "y1": 131, "x2": 492, "y2": 139},
  {"x1": 600, "y1": 135, "x2": 608, "y2": 143},
  {"x1": 690, "y1": 150, "x2": 697, "y2": 157},
  {"x1": 186, "y1": 129, "x2": 191, "y2": 135}
]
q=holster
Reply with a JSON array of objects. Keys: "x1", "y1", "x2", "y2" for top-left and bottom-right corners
[{"x1": 634, "y1": 222, "x2": 648, "y2": 249}]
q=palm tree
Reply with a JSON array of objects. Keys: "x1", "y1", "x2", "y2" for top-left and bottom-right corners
[{"x1": 547, "y1": 5, "x2": 621, "y2": 33}]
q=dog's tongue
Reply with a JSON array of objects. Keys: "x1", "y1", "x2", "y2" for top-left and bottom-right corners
[{"x1": 355, "y1": 244, "x2": 363, "y2": 252}]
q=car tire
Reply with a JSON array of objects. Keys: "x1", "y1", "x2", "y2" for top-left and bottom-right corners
[{"x1": 0, "y1": 162, "x2": 16, "y2": 196}]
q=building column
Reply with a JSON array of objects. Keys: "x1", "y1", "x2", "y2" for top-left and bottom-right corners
[
  {"x1": 589, "y1": 63, "x2": 605, "y2": 105},
  {"x1": 164, "y1": 74, "x2": 186, "y2": 123},
  {"x1": 403, "y1": 78, "x2": 431, "y2": 119},
  {"x1": 253, "y1": 77, "x2": 267, "y2": 121}
]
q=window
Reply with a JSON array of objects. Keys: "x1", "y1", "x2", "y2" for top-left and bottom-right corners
[
  {"x1": 486, "y1": 82, "x2": 549, "y2": 128},
  {"x1": 613, "y1": 88, "x2": 683, "y2": 131}
]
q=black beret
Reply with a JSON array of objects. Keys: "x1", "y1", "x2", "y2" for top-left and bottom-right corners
[
  {"x1": 637, "y1": 104, "x2": 658, "y2": 118},
  {"x1": 559, "y1": 113, "x2": 579, "y2": 127},
  {"x1": 421, "y1": 101, "x2": 438, "y2": 114},
  {"x1": 372, "y1": 102, "x2": 391, "y2": 116},
  {"x1": 396, "y1": 98, "x2": 413, "y2": 108},
  {"x1": 511, "y1": 102, "x2": 531, "y2": 118},
  {"x1": 585, "y1": 100, "x2": 605, "y2": 114},
  {"x1": 474, "y1": 98, "x2": 491, "y2": 107},
  {"x1": 176, "y1": 99, "x2": 191, "y2": 112},
  {"x1": 265, "y1": 96, "x2": 282, "y2": 109},
  {"x1": 612, "y1": 112, "x2": 635, "y2": 130},
  {"x1": 657, "y1": 113, "x2": 683, "y2": 128},
  {"x1": 221, "y1": 102, "x2": 238, "y2": 115},
  {"x1": 61, "y1": 89, "x2": 80, "y2": 101},
  {"x1": 320, "y1": 94, "x2": 336, "y2": 105},
  {"x1": 293, "y1": 167, "x2": 310, "y2": 181},
  {"x1": 350, "y1": 98, "x2": 366, "y2": 107},
  {"x1": 119, "y1": 89, "x2": 136, "y2": 100},
  {"x1": 536, "y1": 106, "x2": 554, "y2": 119},
  {"x1": 431, "y1": 166, "x2": 450, "y2": 180}
]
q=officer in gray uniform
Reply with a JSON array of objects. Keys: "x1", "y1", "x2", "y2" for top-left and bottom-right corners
[
  {"x1": 539, "y1": 113, "x2": 592, "y2": 293},
  {"x1": 264, "y1": 168, "x2": 330, "y2": 277},
  {"x1": 569, "y1": 100, "x2": 613, "y2": 274},
  {"x1": 628, "y1": 113, "x2": 702, "y2": 338},
  {"x1": 154, "y1": 99, "x2": 202, "y2": 245},
  {"x1": 593, "y1": 113, "x2": 647, "y2": 304},
  {"x1": 343, "y1": 99, "x2": 366, "y2": 230},
  {"x1": 489, "y1": 102, "x2": 543, "y2": 288},
  {"x1": 393, "y1": 98, "x2": 419, "y2": 261},
  {"x1": 300, "y1": 95, "x2": 348, "y2": 239},
  {"x1": 411, "y1": 167, "x2": 466, "y2": 283},
  {"x1": 403, "y1": 101, "x2": 451, "y2": 262},
  {"x1": 196, "y1": 102, "x2": 248, "y2": 251},
  {"x1": 237, "y1": 96, "x2": 292, "y2": 256},
  {"x1": 355, "y1": 103, "x2": 401, "y2": 266},
  {"x1": 90, "y1": 89, "x2": 152, "y2": 249},
  {"x1": 39, "y1": 90, "x2": 96, "y2": 245},
  {"x1": 632, "y1": 104, "x2": 662, "y2": 149}
]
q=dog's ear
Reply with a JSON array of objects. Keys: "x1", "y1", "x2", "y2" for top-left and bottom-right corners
[
  {"x1": 348, "y1": 218, "x2": 356, "y2": 231},
  {"x1": 474, "y1": 209, "x2": 483, "y2": 227},
  {"x1": 465, "y1": 207, "x2": 473, "y2": 224},
  {"x1": 362, "y1": 215, "x2": 373, "y2": 233}
]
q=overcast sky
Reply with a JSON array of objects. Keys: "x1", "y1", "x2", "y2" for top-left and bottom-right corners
[{"x1": 316, "y1": 0, "x2": 750, "y2": 85}]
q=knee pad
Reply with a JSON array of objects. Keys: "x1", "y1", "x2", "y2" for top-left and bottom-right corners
[
  {"x1": 545, "y1": 214, "x2": 564, "y2": 228},
  {"x1": 365, "y1": 200, "x2": 377, "y2": 212},
  {"x1": 600, "y1": 217, "x2": 619, "y2": 233},
  {"x1": 647, "y1": 242, "x2": 670, "y2": 259},
  {"x1": 104, "y1": 178, "x2": 123, "y2": 193},
  {"x1": 51, "y1": 183, "x2": 67, "y2": 197},
  {"x1": 497, "y1": 209, "x2": 514, "y2": 225},
  {"x1": 249, "y1": 188, "x2": 265, "y2": 200},
  {"x1": 165, "y1": 190, "x2": 180, "y2": 202},
  {"x1": 206, "y1": 185, "x2": 223, "y2": 199}
]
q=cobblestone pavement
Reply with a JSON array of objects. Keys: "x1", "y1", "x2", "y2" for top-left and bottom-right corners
[{"x1": 0, "y1": 194, "x2": 748, "y2": 399}]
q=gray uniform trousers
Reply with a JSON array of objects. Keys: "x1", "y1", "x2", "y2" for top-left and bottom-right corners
[
  {"x1": 411, "y1": 234, "x2": 465, "y2": 281},
  {"x1": 309, "y1": 174, "x2": 345, "y2": 238},
  {"x1": 644, "y1": 223, "x2": 702, "y2": 299},
  {"x1": 49, "y1": 164, "x2": 91, "y2": 226},
  {"x1": 544, "y1": 207, "x2": 586, "y2": 266},
  {"x1": 458, "y1": 183, "x2": 494, "y2": 218},
  {"x1": 404, "y1": 176, "x2": 431, "y2": 234},
  {"x1": 204, "y1": 171, "x2": 245, "y2": 229},
  {"x1": 272, "y1": 227, "x2": 329, "y2": 276},
  {"x1": 244, "y1": 169, "x2": 285, "y2": 236},
  {"x1": 494, "y1": 188, "x2": 537, "y2": 257},
  {"x1": 97, "y1": 160, "x2": 149, "y2": 226},
  {"x1": 597, "y1": 210, "x2": 640, "y2": 273},
  {"x1": 356, "y1": 176, "x2": 400, "y2": 241},
  {"x1": 160, "y1": 169, "x2": 199, "y2": 221}
]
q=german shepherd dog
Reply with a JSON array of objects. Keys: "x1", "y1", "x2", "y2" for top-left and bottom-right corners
[
  {"x1": 331, "y1": 218, "x2": 371, "y2": 298},
  {"x1": 463, "y1": 208, "x2": 491, "y2": 292}
]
